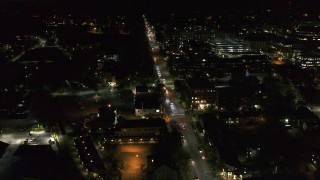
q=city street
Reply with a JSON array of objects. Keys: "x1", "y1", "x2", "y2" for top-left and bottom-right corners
[
  {"x1": 11, "y1": 36, "x2": 47, "y2": 62},
  {"x1": 144, "y1": 16, "x2": 216, "y2": 180}
]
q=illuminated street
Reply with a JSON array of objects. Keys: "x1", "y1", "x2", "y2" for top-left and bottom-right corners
[{"x1": 144, "y1": 16, "x2": 216, "y2": 180}]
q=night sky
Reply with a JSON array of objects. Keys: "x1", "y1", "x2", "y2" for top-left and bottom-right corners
[{"x1": 0, "y1": 0, "x2": 318, "y2": 11}]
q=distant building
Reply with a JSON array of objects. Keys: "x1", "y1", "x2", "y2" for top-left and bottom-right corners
[
  {"x1": 74, "y1": 136, "x2": 107, "y2": 178},
  {"x1": 215, "y1": 85, "x2": 269, "y2": 112},
  {"x1": 163, "y1": 26, "x2": 214, "y2": 54},
  {"x1": 217, "y1": 111, "x2": 242, "y2": 126},
  {"x1": 98, "y1": 107, "x2": 116, "y2": 122},
  {"x1": 89, "y1": 107, "x2": 116, "y2": 133},
  {"x1": 216, "y1": 111, "x2": 264, "y2": 128},
  {"x1": 199, "y1": 113, "x2": 273, "y2": 179},
  {"x1": 212, "y1": 37, "x2": 251, "y2": 58},
  {"x1": 294, "y1": 107, "x2": 320, "y2": 131},
  {"x1": 12, "y1": 145, "x2": 56, "y2": 180},
  {"x1": 240, "y1": 54, "x2": 271, "y2": 74},
  {"x1": 115, "y1": 118, "x2": 165, "y2": 137},
  {"x1": 181, "y1": 29, "x2": 214, "y2": 43},
  {"x1": 153, "y1": 165, "x2": 178, "y2": 180},
  {"x1": 186, "y1": 77, "x2": 216, "y2": 111},
  {"x1": 0, "y1": 141, "x2": 8, "y2": 158},
  {"x1": 135, "y1": 93, "x2": 161, "y2": 117},
  {"x1": 164, "y1": 31, "x2": 180, "y2": 54},
  {"x1": 146, "y1": 155, "x2": 178, "y2": 180},
  {"x1": 135, "y1": 85, "x2": 149, "y2": 95},
  {"x1": 199, "y1": 113, "x2": 240, "y2": 171},
  {"x1": 297, "y1": 51, "x2": 320, "y2": 70},
  {"x1": 215, "y1": 86, "x2": 237, "y2": 111},
  {"x1": 246, "y1": 33, "x2": 273, "y2": 53},
  {"x1": 294, "y1": 21, "x2": 320, "y2": 41},
  {"x1": 169, "y1": 56, "x2": 216, "y2": 79},
  {"x1": 104, "y1": 118, "x2": 166, "y2": 143}
]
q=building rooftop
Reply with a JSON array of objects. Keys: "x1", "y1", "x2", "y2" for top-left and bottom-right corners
[
  {"x1": 186, "y1": 77, "x2": 214, "y2": 90},
  {"x1": 0, "y1": 141, "x2": 9, "y2": 158},
  {"x1": 217, "y1": 111, "x2": 243, "y2": 120},
  {"x1": 12, "y1": 145, "x2": 56, "y2": 180},
  {"x1": 245, "y1": 33, "x2": 273, "y2": 41},
  {"x1": 120, "y1": 118, "x2": 166, "y2": 128},
  {"x1": 295, "y1": 106, "x2": 320, "y2": 120},
  {"x1": 74, "y1": 136, "x2": 106, "y2": 174},
  {"x1": 240, "y1": 54, "x2": 270, "y2": 60},
  {"x1": 13, "y1": 144, "x2": 54, "y2": 158},
  {"x1": 135, "y1": 94, "x2": 160, "y2": 109},
  {"x1": 300, "y1": 50, "x2": 320, "y2": 57},
  {"x1": 136, "y1": 85, "x2": 149, "y2": 94}
]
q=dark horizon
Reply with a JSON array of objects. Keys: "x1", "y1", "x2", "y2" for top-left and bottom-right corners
[{"x1": 0, "y1": 0, "x2": 319, "y2": 12}]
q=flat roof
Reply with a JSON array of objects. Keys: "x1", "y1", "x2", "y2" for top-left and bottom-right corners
[
  {"x1": 74, "y1": 136, "x2": 106, "y2": 173},
  {"x1": 120, "y1": 118, "x2": 166, "y2": 128},
  {"x1": 14, "y1": 145, "x2": 54, "y2": 158},
  {"x1": 135, "y1": 94, "x2": 160, "y2": 109},
  {"x1": 136, "y1": 85, "x2": 148, "y2": 93},
  {"x1": 186, "y1": 77, "x2": 214, "y2": 89}
]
